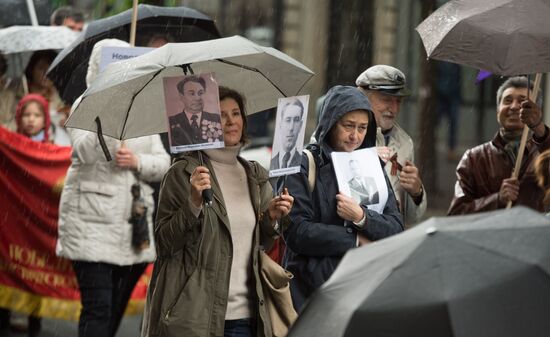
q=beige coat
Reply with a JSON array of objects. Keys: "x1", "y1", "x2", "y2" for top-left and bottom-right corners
[{"x1": 376, "y1": 124, "x2": 427, "y2": 226}]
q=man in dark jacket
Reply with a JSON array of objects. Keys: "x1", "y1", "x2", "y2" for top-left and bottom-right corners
[
  {"x1": 283, "y1": 86, "x2": 404, "y2": 311},
  {"x1": 448, "y1": 76, "x2": 550, "y2": 214}
]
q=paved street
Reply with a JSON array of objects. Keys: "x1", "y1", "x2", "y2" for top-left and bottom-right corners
[{"x1": 1, "y1": 315, "x2": 142, "y2": 337}]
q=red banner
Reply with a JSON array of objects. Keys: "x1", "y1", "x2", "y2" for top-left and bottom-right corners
[{"x1": 0, "y1": 127, "x2": 150, "y2": 320}]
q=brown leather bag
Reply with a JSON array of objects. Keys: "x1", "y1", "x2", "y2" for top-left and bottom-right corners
[{"x1": 259, "y1": 250, "x2": 298, "y2": 337}]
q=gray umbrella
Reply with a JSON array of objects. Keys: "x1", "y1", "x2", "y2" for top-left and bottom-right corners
[
  {"x1": 65, "y1": 35, "x2": 314, "y2": 140},
  {"x1": 288, "y1": 207, "x2": 550, "y2": 337},
  {"x1": 416, "y1": 0, "x2": 550, "y2": 76}
]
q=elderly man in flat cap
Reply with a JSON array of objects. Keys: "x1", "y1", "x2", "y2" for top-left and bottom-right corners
[{"x1": 356, "y1": 65, "x2": 426, "y2": 227}]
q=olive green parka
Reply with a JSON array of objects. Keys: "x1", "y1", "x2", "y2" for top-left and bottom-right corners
[{"x1": 141, "y1": 153, "x2": 277, "y2": 337}]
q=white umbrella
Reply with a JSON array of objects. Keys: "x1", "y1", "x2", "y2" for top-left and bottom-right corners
[
  {"x1": 0, "y1": 25, "x2": 79, "y2": 55},
  {"x1": 0, "y1": 25, "x2": 79, "y2": 81},
  {"x1": 66, "y1": 35, "x2": 315, "y2": 140}
]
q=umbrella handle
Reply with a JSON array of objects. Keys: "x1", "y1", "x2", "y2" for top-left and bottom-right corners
[
  {"x1": 197, "y1": 151, "x2": 213, "y2": 206},
  {"x1": 506, "y1": 73, "x2": 543, "y2": 208}
]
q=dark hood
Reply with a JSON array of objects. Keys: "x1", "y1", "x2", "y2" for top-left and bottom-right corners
[{"x1": 314, "y1": 85, "x2": 377, "y2": 155}]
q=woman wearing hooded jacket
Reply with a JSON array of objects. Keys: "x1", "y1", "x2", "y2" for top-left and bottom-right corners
[
  {"x1": 283, "y1": 85, "x2": 404, "y2": 311},
  {"x1": 56, "y1": 39, "x2": 170, "y2": 337},
  {"x1": 141, "y1": 87, "x2": 294, "y2": 337}
]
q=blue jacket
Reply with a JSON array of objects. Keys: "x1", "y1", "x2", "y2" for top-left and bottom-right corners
[{"x1": 283, "y1": 86, "x2": 404, "y2": 310}]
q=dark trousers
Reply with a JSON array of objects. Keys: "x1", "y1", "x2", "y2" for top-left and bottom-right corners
[
  {"x1": 224, "y1": 319, "x2": 254, "y2": 337},
  {"x1": 72, "y1": 261, "x2": 147, "y2": 337}
]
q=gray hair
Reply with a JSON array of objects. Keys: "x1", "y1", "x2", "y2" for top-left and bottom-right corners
[{"x1": 496, "y1": 76, "x2": 543, "y2": 107}]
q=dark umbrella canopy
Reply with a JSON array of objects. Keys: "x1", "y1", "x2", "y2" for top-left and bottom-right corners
[
  {"x1": 47, "y1": 4, "x2": 220, "y2": 104},
  {"x1": 288, "y1": 207, "x2": 550, "y2": 337}
]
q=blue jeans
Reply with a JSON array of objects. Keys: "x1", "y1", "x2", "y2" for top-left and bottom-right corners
[
  {"x1": 224, "y1": 318, "x2": 254, "y2": 337},
  {"x1": 72, "y1": 261, "x2": 147, "y2": 337}
]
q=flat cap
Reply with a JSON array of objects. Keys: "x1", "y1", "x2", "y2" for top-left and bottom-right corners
[{"x1": 356, "y1": 65, "x2": 411, "y2": 97}]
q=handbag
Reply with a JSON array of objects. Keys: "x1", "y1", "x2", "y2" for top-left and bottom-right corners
[{"x1": 259, "y1": 249, "x2": 298, "y2": 337}]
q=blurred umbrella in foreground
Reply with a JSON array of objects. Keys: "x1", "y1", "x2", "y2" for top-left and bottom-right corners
[
  {"x1": 65, "y1": 35, "x2": 314, "y2": 141},
  {"x1": 47, "y1": 4, "x2": 220, "y2": 104},
  {"x1": 288, "y1": 207, "x2": 550, "y2": 337}
]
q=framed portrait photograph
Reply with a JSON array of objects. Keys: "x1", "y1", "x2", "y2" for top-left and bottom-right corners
[{"x1": 162, "y1": 72, "x2": 224, "y2": 154}]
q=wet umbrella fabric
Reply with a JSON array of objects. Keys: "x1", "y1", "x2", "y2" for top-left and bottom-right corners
[
  {"x1": 288, "y1": 207, "x2": 550, "y2": 337},
  {"x1": 47, "y1": 4, "x2": 220, "y2": 104},
  {"x1": 0, "y1": 25, "x2": 78, "y2": 78},
  {"x1": 416, "y1": 0, "x2": 550, "y2": 76},
  {"x1": 0, "y1": 25, "x2": 78, "y2": 55},
  {"x1": 65, "y1": 35, "x2": 314, "y2": 140}
]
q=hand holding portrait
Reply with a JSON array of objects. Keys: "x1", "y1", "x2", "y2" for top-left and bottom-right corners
[
  {"x1": 190, "y1": 166, "x2": 211, "y2": 208},
  {"x1": 268, "y1": 188, "x2": 294, "y2": 220},
  {"x1": 336, "y1": 193, "x2": 364, "y2": 223}
]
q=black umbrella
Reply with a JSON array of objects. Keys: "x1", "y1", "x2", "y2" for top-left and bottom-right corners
[
  {"x1": 288, "y1": 207, "x2": 550, "y2": 337},
  {"x1": 46, "y1": 4, "x2": 220, "y2": 104}
]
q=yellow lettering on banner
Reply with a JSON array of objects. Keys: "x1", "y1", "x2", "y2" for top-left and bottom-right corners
[
  {"x1": 10, "y1": 263, "x2": 78, "y2": 288},
  {"x1": 8, "y1": 244, "x2": 61, "y2": 270}
]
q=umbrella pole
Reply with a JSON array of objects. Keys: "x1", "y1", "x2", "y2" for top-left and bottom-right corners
[
  {"x1": 129, "y1": 0, "x2": 138, "y2": 46},
  {"x1": 25, "y1": 0, "x2": 39, "y2": 26},
  {"x1": 124, "y1": 0, "x2": 139, "y2": 146},
  {"x1": 506, "y1": 72, "x2": 543, "y2": 208}
]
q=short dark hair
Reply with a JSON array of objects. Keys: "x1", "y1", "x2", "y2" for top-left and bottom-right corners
[
  {"x1": 176, "y1": 75, "x2": 206, "y2": 95},
  {"x1": 50, "y1": 6, "x2": 84, "y2": 26},
  {"x1": 496, "y1": 76, "x2": 543, "y2": 107},
  {"x1": 282, "y1": 98, "x2": 304, "y2": 119},
  {"x1": 25, "y1": 50, "x2": 57, "y2": 85},
  {"x1": 219, "y1": 86, "x2": 250, "y2": 144}
]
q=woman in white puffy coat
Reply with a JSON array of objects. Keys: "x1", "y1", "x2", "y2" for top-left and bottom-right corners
[{"x1": 56, "y1": 39, "x2": 170, "y2": 337}]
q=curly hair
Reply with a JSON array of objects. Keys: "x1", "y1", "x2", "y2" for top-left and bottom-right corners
[{"x1": 534, "y1": 149, "x2": 550, "y2": 210}]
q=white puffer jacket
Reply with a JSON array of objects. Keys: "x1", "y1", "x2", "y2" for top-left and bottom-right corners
[
  {"x1": 56, "y1": 38, "x2": 170, "y2": 265},
  {"x1": 56, "y1": 129, "x2": 170, "y2": 265}
]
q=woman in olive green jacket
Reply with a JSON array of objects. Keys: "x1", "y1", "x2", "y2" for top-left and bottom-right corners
[{"x1": 141, "y1": 87, "x2": 293, "y2": 337}]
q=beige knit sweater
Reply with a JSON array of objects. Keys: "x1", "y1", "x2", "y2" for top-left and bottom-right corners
[{"x1": 202, "y1": 145, "x2": 256, "y2": 320}]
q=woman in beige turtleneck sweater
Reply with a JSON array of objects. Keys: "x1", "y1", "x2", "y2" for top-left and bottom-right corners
[{"x1": 142, "y1": 87, "x2": 294, "y2": 337}]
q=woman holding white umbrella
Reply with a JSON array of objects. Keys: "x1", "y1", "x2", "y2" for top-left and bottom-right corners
[{"x1": 142, "y1": 87, "x2": 294, "y2": 337}]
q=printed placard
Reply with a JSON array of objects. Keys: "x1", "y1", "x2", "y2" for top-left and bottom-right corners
[
  {"x1": 269, "y1": 95, "x2": 309, "y2": 178},
  {"x1": 332, "y1": 147, "x2": 388, "y2": 213},
  {"x1": 162, "y1": 73, "x2": 224, "y2": 153}
]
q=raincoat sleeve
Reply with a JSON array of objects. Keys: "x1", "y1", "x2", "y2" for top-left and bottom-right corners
[
  {"x1": 253, "y1": 161, "x2": 278, "y2": 250},
  {"x1": 259, "y1": 180, "x2": 278, "y2": 250},
  {"x1": 68, "y1": 128, "x2": 120, "y2": 163},
  {"x1": 154, "y1": 159, "x2": 203, "y2": 257},
  {"x1": 285, "y1": 156, "x2": 358, "y2": 257},
  {"x1": 136, "y1": 134, "x2": 170, "y2": 182},
  {"x1": 359, "y1": 172, "x2": 404, "y2": 240}
]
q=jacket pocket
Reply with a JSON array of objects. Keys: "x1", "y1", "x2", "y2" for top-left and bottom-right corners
[{"x1": 78, "y1": 181, "x2": 119, "y2": 223}]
